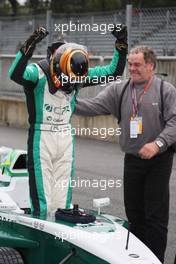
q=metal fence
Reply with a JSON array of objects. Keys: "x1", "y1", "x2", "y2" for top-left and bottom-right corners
[
  {"x1": 0, "y1": 6, "x2": 176, "y2": 56},
  {"x1": 131, "y1": 7, "x2": 176, "y2": 56},
  {"x1": 1, "y1": 6, "x2": 176, "y2": 98}
]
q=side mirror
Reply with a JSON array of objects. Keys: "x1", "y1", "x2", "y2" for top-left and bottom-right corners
[{"x1": 93, "y1": 197, "x2": 110, "y2": 215}]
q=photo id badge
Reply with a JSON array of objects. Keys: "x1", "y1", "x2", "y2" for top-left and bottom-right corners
[
  {"x1": 130, "y1": 119, "x2": 138, "y2": 138},
  {"x1": 135, "y1": 116, "x2": 143, "y2": 134}
]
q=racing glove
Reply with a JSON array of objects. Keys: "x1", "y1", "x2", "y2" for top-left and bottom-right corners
[
  {"x1": 20, "y1": 27, "x2": 49, "y2": 57},
  {"x1": 111, "y1": 24, "x2": 128, "y2": 51}
]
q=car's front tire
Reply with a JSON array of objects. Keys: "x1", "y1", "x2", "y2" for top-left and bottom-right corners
[{"x1": 0, "y1": 247, "x2": 24, "y2": 264}]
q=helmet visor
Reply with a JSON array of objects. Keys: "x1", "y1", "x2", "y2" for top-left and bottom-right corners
[{"x1": 70, "y1": 52, "x2": 88, "y2": 76}]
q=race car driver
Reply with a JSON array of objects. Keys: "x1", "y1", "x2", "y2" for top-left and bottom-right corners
[{"x1": 9, "y1": 25, "x2": 127, "y2": 216}]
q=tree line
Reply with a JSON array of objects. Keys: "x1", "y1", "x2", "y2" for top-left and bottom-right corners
[{"x1": 1, "y1": 0, "x2": 176, "y2": 16}]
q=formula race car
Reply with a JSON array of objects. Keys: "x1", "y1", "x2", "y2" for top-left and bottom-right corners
[{"x1": 0, "y1": 146, "x2": 161, "y2": 264}]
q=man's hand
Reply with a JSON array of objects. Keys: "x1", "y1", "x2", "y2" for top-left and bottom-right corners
[
  {"x1": 20, "y1": 27, "x2": 49, "y2": 57},
  {"x1": 138, "y1": 142, "x2": 160, "y2": 159},
  {"x1": 111, "y1": 24, "x2": 128, "y2": 51}
]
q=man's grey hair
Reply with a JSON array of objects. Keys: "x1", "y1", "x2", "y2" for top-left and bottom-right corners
[{"x1": 130, "y1": 46, "x2": 157, "y2": 69}]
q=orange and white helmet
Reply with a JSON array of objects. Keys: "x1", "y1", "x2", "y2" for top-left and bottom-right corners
[{"x1": 50, "y1": 43, "x2": 89, "y2": 88}]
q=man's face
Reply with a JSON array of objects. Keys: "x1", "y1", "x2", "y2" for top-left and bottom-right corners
[{"x1": 128, "y1": 52, "x2": 154, "y2": 83}]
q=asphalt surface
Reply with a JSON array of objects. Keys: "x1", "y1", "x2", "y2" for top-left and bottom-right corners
[{"x1": 0, "y1": 125, "x2": 175, "y2": 264}]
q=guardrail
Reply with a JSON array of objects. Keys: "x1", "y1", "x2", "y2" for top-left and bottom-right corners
[{"x1": 1, "y1": 54, "x2": 176, "y2": 99}]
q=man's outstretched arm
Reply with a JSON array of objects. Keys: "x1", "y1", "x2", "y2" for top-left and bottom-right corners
[{"x1": 75, "y1": 82, "x2": 120, "y2": 116}]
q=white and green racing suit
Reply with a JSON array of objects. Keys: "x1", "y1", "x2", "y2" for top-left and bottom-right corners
[{"x1": 9, "y1": 45, "x2": 127, "y2": 215}]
